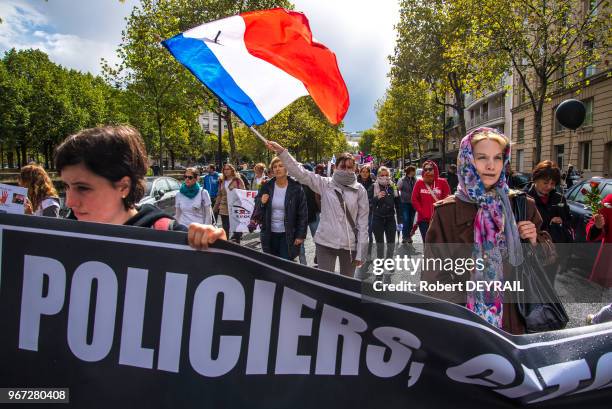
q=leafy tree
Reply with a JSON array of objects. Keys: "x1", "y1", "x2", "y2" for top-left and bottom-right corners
[
  {"x1": 391, "y1": 0, "x2": 508, "y2": 137},
  {"x1": 358, "y1": 129, "x2": 377, "y2": 156},
  {"x1": 456, "y1": 0, "x2": 610, "y2": 162}
]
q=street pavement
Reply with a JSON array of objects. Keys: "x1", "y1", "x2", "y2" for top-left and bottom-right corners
[{"x1": 238, "y1": 226, "x2": 608, "y2": 330}]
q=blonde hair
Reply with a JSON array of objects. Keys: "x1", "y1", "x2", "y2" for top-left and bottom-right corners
[
  {"x1": 377, "y1": 166, "x2": 391, "y2": 176},
  {"x1": 254, "y1": 163, "x2": 266, "y2": 173},
  {"x1": 471, "y1": 130, "x2": 509, "y2": 149},
  {"x1": 269, "y1": 157, "x2": 283, "y2": 171}
]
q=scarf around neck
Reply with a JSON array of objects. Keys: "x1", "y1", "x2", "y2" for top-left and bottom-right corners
[
  {"x1": 454, "y1": 127, "x2": 523, "y2": 328},
  {"x1": 180, "y1": 182, "x2": 201, "y2": 199}
]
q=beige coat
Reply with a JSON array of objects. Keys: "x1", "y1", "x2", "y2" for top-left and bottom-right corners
[{"x1": 213, "y1": 176, "x2": 245, "y2": 216}]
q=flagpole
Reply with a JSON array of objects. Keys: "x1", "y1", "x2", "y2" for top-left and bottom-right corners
[{"x1": 249, "y1": 126, "x2": 268, "y2": 144}]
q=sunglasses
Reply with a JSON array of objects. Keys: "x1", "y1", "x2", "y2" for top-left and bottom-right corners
[{"x1": 184, "y1": 175, "x2": 195, "y2": 180}]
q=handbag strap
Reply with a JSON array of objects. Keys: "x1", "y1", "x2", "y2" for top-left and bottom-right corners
[
  {"x1": 512, "y1": 192, "x2": 528, "y2": 223},
  {"x1": 334, "y1": 189, "x2": 357, "y2": 231}
]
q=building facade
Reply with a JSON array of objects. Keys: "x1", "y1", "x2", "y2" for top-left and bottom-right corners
[
  {"x1": 198, "y1": 111, "x2": 227, "y2": 136},
  {"x1": 511, "y1": 68, "x2": 611, "y2": 177}
]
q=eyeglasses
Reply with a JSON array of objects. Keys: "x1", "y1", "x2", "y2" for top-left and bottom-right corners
[
  {"x1": 184, "y1": 175, "x2": 195, "y2": 180},
  {"x1": 423, "y1": 168, "x2": 434, "y2": 172}
]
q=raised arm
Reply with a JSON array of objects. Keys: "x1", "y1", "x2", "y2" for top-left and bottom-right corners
[{"x1": 266, "y1": 140, "x2": 327, "y2": 195}]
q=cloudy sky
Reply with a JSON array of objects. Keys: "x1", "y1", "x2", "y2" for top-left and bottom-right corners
[{"x1": 0, "y1": 0, "x2": 400, "y2": 132}]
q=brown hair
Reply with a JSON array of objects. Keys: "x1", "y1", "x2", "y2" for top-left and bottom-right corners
[
  {"x1": 220, "y1": 163, "x2": 237, "y2": 181},
  {"x1": 405, "y1": 165, "x2": 416, "y2": 174},
  {"x1": 55, "y1": 125, "x2": 148, "y2": 210},
  {"x1": 185, "y1": 167, "x2": 199, "y2": 177},
  {"x1": 359, "y1": 165, "x2": 371, "y2": 175},
  {"x1": 532, "y1": 160, "x2": 561, "y2": 184},
  {"x1": 314, "y1": 164, "x2": 325, "y2": 174},
  {"x1": 336, "y1": 152, "x2": 355, "y2": 169},
  {"x1": 19, "y1": 164, "x2": 58, "y2": 212}
]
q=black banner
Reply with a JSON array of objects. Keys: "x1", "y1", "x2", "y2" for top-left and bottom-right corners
[{"x1": 0, "y1": 214, "x2": 611, "y2": 408}]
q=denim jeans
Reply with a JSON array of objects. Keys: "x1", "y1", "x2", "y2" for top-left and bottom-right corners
[
  {"x1": 268, "y1": 232, "x2": 290, "y2": 260},
  {"x1": 400, "y1": 202, "x2": 415, "y2": 239},
  {"x1": 418, "y1": 220, "x2": 429, "y2": 242}
]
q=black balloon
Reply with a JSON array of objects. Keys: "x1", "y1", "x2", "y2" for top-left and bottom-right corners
[{"x1": 555, "y1": 99, "x2": 586, "y2": 130}]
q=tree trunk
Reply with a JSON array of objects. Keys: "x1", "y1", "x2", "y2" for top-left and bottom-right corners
[
  {"x1": 533, "y1": 107, "x2": 543, "y2": 165},
  {"x1": 169, "y1": 150, "x2": 175, "y2": 169},
  {"x1": 224, "y1": 109, "x2": 238, "y2": 165},
  {"x1": 20, "y1": 144, "x2": 27, "y2": 167},
  {"x1": 157, "y1": 113, "x2": 164, "y2": 176}
]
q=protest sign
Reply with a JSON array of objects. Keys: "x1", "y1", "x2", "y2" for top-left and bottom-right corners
[
  {"x1": 0, "y1": 214, "x2": 610, "y2": 408},
  {"x1": 228, "y1": 189, "x2": 259, "y2": 233},
  {"x1": 0, "y1": 183, "x2": 27, "y2": 214}
]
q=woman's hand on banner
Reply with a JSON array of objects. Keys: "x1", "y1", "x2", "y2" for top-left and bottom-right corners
[
  {"x1": 266, "y1": 141, "x2": 285, "y2": 154},
  {"x1": 294, "y1": 238, "x2": 304, "y2": 246},
  {"x1": 261, "y1": 194, "x2": 270, "y2": 204},
  {"x1": 353, "y1": 259, "x2": 364, "y2": 267},
  {"x1": 188, "y1": 223, "x2": 227, "y2": 250}
]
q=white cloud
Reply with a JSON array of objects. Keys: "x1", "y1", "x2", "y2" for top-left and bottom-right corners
[{"x1": 0, "y1": 0, "x2": 122, "y2": 75}]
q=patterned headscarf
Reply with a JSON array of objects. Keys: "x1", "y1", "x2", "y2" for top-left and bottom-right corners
[{"x1": 455, "y1": 127, "x2": 523, "y2": 328}]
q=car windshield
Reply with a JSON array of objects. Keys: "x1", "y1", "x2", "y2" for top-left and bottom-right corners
[
  {"x1": 416, "y1": 169, "x2": 423, "y2": 177},
  {"x1": 145, "y1": 181, "x2": 153, "y2": 196}
]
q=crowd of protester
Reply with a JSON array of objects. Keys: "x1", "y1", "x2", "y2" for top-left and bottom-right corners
[{"x1": 13, "y1": 125, "x2": 612, "y2": 331}]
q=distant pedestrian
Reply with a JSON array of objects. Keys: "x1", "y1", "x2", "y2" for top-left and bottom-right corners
[
  {"x1": 18, "y1": 164, "x2": 60, "y2": 217},
  {"x1": 298, "y1": 164, "x2": 321, "y2": 266},
  {"x1": 411, "y1": 160, "x2": 451, "y2": 241},
  {"x1": 255, "y1": 157, "x2": 307, "y2": 260},
  {"x1": 175, "y1": 167, "x2": 212, "y2": 226},
  {"x1": 267, "y1": 141, "x2": 369, "y2": 277},
  {"x1": 202, "y1": 164, "x2": 220, "y2": 219},
  {"x1": 357, "y1": 165, "x2": 375, "y2": 244},
  {"x1": 446, "y1": 164, "x2": 459, "y2": 193},
  {"x1": 397, "y1": 166, "x2": 417, "y2": 243},
  {"x1": 368, "y1": 166, "x2": 401, "y2": 263},
  {"x1": 524, "y1": 161, "x2": 573, "y2": 284},
  {"x1": 213, "y1": 163, "x2": 245, "y2": 243},
  {"x1": 251, "y1": 162, "x2": 269, "y2": 191}
]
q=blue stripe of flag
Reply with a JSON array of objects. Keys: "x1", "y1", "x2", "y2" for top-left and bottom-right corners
[{"x1": 162, "y1": 34, "x2": 266, "y2": 126}]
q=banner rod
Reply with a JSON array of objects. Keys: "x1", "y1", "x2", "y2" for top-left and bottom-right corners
[{"x1": 249, "y1": 126, "x2": 268, "y2": 145}]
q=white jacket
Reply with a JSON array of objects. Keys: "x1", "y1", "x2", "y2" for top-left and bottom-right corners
[
  {"x1": 175, "y1": 188, "x2": 212, "y2": 226},
  {"x1": 279, "y1": 150, "x2": 369, "y2": 261}
]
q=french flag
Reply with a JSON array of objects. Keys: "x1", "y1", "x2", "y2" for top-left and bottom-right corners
[{"x1": 162, "y1": 8, "x2": 349, "y2": 126}]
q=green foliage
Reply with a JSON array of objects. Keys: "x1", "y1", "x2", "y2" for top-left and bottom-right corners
[
  {"x1": 391, "y1": 0, "x2": 509, "y2": 137},
  {"x1": 453, "y1": 0, "x2": 609, "y2": 162},
  {"x1": 374, "y1": 79, "x2": 440, "y2": 161},
  {"x1": 0, "y1": 48, "x2": 124, "y2": 168}
]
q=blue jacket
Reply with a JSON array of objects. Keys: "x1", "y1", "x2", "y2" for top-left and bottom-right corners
[{"x1": 202, "y1": 172, "x2": 220, "y2": 198}]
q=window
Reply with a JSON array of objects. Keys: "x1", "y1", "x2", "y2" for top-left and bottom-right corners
[
  {"x1": 517, "y1": 119, "x2": 525, "y2": 143},
  {"x1": 580, "y1": 141, "x2": 592, "y2": 170},
  {"x1": 517, "y1": 149, "x2": 524, "y2": 172},
  {"x1": 570, "y1": 181, "x2": 589, "y2": 204},
  {"x1": 584, "y1": 40, "x2": 597, "y2": 77},
  {"x1": 554, "y1": 106, "x2": 565, "y2": 133},
  {"x1": 554, "y1": 144, "x2": 565, "y2": 169},
  {"x1": 583, "y1": 98, "x2": 593, "y2": 126},
  {"x1": 167, "y1": 178, "x2": 181, "y2": 191}
]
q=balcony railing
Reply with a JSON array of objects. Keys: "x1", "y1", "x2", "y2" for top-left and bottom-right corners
[{"x1": 467, "y1": 106, "x2": 505, "y2": 129}]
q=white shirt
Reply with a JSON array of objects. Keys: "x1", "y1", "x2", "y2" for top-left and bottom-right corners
[
  {"x1": 175, "y1": 189, "x2": 212, "y2": 226},
  {"x1": 271, "y1": 184, "x2": 287, "y2": 233},
  {"x1": 224, "y1": 180, "x2": 231, "y2": 192},
  {"x1": 34, "y1": 197, "x2": 60, "y2": 217}
]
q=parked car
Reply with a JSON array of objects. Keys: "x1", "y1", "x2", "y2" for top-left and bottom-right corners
[
  {"x1": 138, "y1": 176, "x2": 181, "y2": 216},
  {"x1": 564, "y1": 177, "x2": 612, "y2": 270},
  {"x1": 509, "y1": 172, "x2": 531, "y2": 189},
  {"x1": 416, "y1": 168, "x2": 423, "y2": 180}
]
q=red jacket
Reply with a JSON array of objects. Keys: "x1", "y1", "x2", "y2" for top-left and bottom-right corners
[
  {"x1": 586, "y1": 194, "x2": 612, "y2": 287},
  {"x1": 411, "y1": 160, "x2": 451, "y2": 223}
]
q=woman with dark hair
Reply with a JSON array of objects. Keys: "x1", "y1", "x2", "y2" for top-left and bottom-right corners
[
  {"x1": 423, "y1": 127, "x2": 554, "y2": 334},
  {"x1": 256, "y1": 157, "x2": 308, "y2": 260},
  {"x1": 267, "y1": 141, "x2": 369, "y2": 277},
  {"x1": 18, "y1": 164, "x2": 60, "y2": 217},
  {"x1": 357, "y1": 165, "x2": 375, "y2": 244},
  {"x1": 55, "y1": 125, "x2": 224, "y2": 249},
  {"x1": 213, "y1": 163, "x2": 245, "y2": 243},
  {"x1": 175, "y1": 167, "x2": 212, "y2": 226},
  {"x1": 368, "y1": 166, "x2": 401, "y2": 263},
  {"x1": 525, "y1": 160, "x2": 573, "y2": 283}
]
